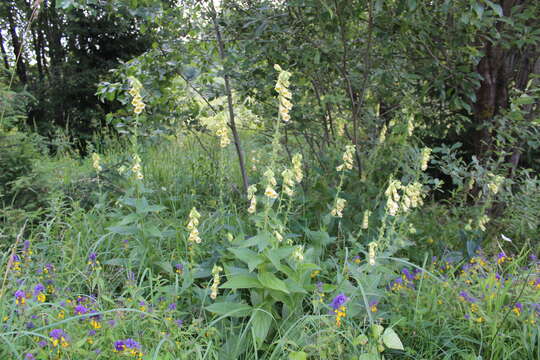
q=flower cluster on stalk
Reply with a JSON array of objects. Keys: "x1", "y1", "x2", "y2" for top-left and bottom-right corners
[
  {"x1": 92, "y1": 153, "x2": 102, "y2": 173},
  {"x1": 336, "y1": 145, "x2": 355, "y2": 172},
  {"x1": 292, "y1": 153, "x2": 303, "y2": 183},
  {"x1": 210, "y1": 265, "x2": 223, "y2": 300},
  {"x1": 187, "y1": 207, "x2": 202, "y2": 243},
  {"x1": 330, "y1": 198, "x2": 346, "y2": 218},
  {"x1": 128, "y1": 78, "x2": 146, "y2": 115},
  {"x1": 131, "y1": 154, "x2": 143, "y2": 180},
  {"x1": 274, "y1": 64, "x2": 293, "y2": 122},
  {"x1": 247, "y1": 184, "x2": 257, "y2": 213},
  {"x1": 264, "y1": 168, "x2": 278, "y2": 199}
]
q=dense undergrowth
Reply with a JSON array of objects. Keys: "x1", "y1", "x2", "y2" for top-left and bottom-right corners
[{"x1": 1, "y1": 69, "x2": 539, "y2": 360}]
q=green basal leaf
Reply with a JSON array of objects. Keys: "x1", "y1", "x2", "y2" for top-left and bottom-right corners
[
  {"x1": 206, "y1": 302, "x2": 252, "y2": 317},
  {"x1": 258, "y1": 271, "x2": 290, "y2": 294},
  {"x1": 221, "y1": 274, "x2": 263, "y2": 289}
]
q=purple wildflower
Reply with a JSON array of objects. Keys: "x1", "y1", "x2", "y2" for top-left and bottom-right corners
[
  {"x1": 124, "y1": 338, "x2": 141, "y2": 349},
  {"x1": 88, "y1": 253, "x2": 97, "y2": 262},
  {"x1": 114, "y1": 340, "x2": 126, "y2": 351},
  {"x1": 33, "y1": 284, "x2": 45, "y2": 296},
  {"x1": 402, "y1": 268, "x2": 414, "y2": 281},
  {"x1": 175, "y1": 319, "x2": 184, "y2": 327},
  {"x1": 175, "y1": 263, "x2": 184, "y2": 273},
  {"x1": 168, "y1": 303, "x2": 177, "y2": 311},
  {"x1": 38, "y1": 340, "x2": 47, "y2": 348},
  {"x1": 49, "y1": 329, "x2": 66, "y2": 339},
  {"x1": 497, "y1": 252, "x2": 507, "y2": 264},
  {"x1": 74, "y1": 305, "x2": 89, "y2": 315},
  {"x1": 14, "y1": 290, "x2": 26, "y2": 305},
  {"x1": 329, "y1": 293, "x2": 348, "y2": 310},
  {"x1": 24, "y1": 354, "x2": 34, "y2": 360},
  {"x1": 88, "y1": 330, "x2": 96, "y2": 336},
  {"x1": 459, "y1": 291, "x2": 477, "y2": 303},
  {"x1": 44, "y1": 264, "x2": 54, "y2": 273},
  {"x1": 25, "y1": 322, "x2": 35, "y2": 329}
]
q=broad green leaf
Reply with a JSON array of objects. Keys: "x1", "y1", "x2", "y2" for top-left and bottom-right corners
[
  {"x1": 156, "y1": 261, "x2": 172, "y2": 274},
  {"x1": 284, "y1": 279, "x2": 308, "y2": 293},
  {"x1": 108, "y1": 225, "x2": 138, "y2": 235},
  {"x1": 305, "y1": 229, "x2": 334, "y2": 246},
  {"x1": 241, "y1": 232, "x2": 271, "y2": 251},
  {"x1": 486, "y1": 0, "x2": 503, "y2": 16},
  {"x1": 514, "y1": 96, "x2": 534, "y2": 105},
  {"x1": 258, "y1": 271, "x2": 290, "y2": 294},
  {"x1": 382, "y1": 327, "x2": 404, "y2": 350},
  {"x1": 144, "y1": 225, "x2": 162, "y2": 238},
  {"x1": 473, "y1": 3, "x2": 484, "y2": 18},
  {"x1": 358, "y1": 354, "x2": 379, "y2": 360},
  {"x1": 251, "y1": 309, "x2": 273, "y2": 344},
  {"x1": 135, "y1": 198, "x2": 165, "y2": 214},
  {"x1": 264, "y1": 247, "x2": 293, "y2": 269},
  {"x1": 229, "y1": 248, "x2": 265, "y2": 271},
  {"x1": 288, "y1": 351, "x2": 307, "y2": 360},
  {"x1": 115, "y1": 213, "x2": 140, "y2": 226},
  {"x1": 221, "y1": 274, "x2": 263, "y2": 289},
  {"x1": 206, "y1": 302, "x2": 252, "y2": 317}
]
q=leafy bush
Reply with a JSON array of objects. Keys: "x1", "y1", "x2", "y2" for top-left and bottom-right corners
[{"x1": 0, "y1": 129, "x2": 45, "y2": 209}]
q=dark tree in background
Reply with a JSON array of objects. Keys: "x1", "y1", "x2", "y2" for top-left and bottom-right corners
[{"x1": 0, "y1": 0, "x2": 155, "y2": 147}]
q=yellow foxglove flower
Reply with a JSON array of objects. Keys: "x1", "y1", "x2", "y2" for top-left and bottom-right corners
[
  {"x1": 292, "y1": 153, "x2": 303, "y2": 183},
  {"x1": 92, "y1": 153, "x2": 102, "y2": 172},
  {"x1": 420, "y1": 147, "x2": 431, "y2": 171},
  {"x1": 210, "y1": 265, "x2": 223, "y2": 300},
  {"x1": 361, "y1": 210, "x2": 371, "y2": 229},
  {"x1": 331, "y1": 198, "x2": 346, "y2": 218},
  {"x1": 378, "y1": 124, "x2": 387, "y2": 143},
  {"x1": 265, "y1": 186, "x2": 278, "y2": 199},
  {"x1": 368, "y1": 242, "x2": 378, "y2": 265}
]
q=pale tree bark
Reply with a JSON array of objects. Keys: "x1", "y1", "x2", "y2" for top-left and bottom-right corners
[{"x1": 0, "y1": 31, "x2": 10, "y2": 70}]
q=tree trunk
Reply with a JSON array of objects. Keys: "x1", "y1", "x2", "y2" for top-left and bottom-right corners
[
  {"x1": 472, "y1": 43, "x2": 508, "y2": 160},
  {"x1": 6, "y1": 1, "x2": 28, "y2": 84},
  {"x1": 209, "y1": 1, "x2": 249, "y2": 196}
]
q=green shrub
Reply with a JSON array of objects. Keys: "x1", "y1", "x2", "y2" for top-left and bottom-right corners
[{"x1": 0, "y1": 129, "x2": 45, "y2": 209}]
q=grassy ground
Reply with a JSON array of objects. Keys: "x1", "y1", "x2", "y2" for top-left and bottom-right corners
[{"x1": 0, "y1": 131, "x2": 539, "y2": 360}]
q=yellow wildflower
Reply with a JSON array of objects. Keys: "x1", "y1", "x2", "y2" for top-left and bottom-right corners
[{"x1": 330, "y1": 198, "x2": 346, "y2": 218}]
